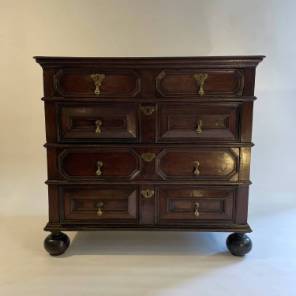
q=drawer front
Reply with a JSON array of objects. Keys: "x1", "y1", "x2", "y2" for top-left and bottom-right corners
[
  {"x1": 156, "y1": 148, "x2": 239, "y2": 181},
  {"x1": 58, "y1": 148, "x2": 141, "y2": 180},
  {"x1": 158, "y1": 186, "x2": 235, "y2": 224},
  {"x1": 58, "y1": 103, "x2": 138, "y2": 142},
  {"x1": 54, "y1": 69, "x2": 141, "y2": 97},
  {"x1": 61, "y1": 186, "x2": 138, "y2": 223},
  {"x1": 156, "y1": 69, "x2": 244, "y2": 97},
  {"x1": 158, "y1": 103, "x2": 240, "y2": 142}
]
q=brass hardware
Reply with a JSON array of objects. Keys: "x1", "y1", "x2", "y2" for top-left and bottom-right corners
[
  {"x1": 95, "y1": 120, "x2": 102, "y2": 134},
  {"x1": 196, "y1": 119, "x2": 203, "y2": 134},
  {"x1": 194, "y1": 202, "x2": 200, "y2": 217},
  {"x1": 141, "y1": 189, "x2": 155, "y2": 199},
  {"x1": 140, "y1": 105, "x2": 155, "y2": 116},
  {"x1": 141, "y1": 152, "x2": 156, "y2": 162},
  {"x1": 193, "y1": 160, "x2": 200, "y2": 176},
  {"x1": 90, "y1": 73, "x2": 105, "y2": 95},
  {"x1": 96, "y1": 201, "x2": 104, "y2": 216},
  {"x1": 193, "y1": 73, "x2": 208, "y2": 96},
  {"x1": 96, "y1": 161, "x2": 103, "y2": 176}
]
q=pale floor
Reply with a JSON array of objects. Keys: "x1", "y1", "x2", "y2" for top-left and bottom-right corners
[{"x1": 0, "y1": 206, "x2": 295, "y2": 296}]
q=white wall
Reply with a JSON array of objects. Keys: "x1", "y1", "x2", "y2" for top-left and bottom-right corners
[{"x1": 0, "y1": 0, "x2": 295, "y2": 216}]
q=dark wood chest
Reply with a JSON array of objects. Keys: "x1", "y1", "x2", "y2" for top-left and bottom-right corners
[{"x1": 35, "y1": 56, "x2": 264, "y2": 256}]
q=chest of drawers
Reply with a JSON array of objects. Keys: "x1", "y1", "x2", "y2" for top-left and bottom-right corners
[{"x1": 35, "y1": 56, "x2": 264, "y2": 256}]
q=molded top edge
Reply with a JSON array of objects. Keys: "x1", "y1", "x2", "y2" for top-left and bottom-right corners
[
  {"x1": 34, "y1": 55, "x2": 265, "y2": 68},
  {"x1": 34, "y1": 55, "x2": 265, "y2": 61}
]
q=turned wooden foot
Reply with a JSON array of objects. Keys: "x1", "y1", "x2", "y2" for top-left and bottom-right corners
[
  {"x1": 226, "y1": 233, "x2": 252, "y2": 256},
  {"x1": 44, "y1": 232, "x2": 70, "y2": 256}
]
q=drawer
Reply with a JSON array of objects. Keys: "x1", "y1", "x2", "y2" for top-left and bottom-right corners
[
  {"x1": 157, "y1": 102, "x2": 240, "y2": 142},
  {"x1": 156, "y1": 69, "x2": 244, "y2": 97},
  {"x1": 58, "y1": 103, "x2": 138, "y2": 142},
  {"x1": 54, "y1": 68, "x2": 141, "y2": 97},
  {"x1": 158, "y1": 186, "x2": 235, "y2": 224},
  {"x1": 58, "y1": 148, "x2": 141, "y2": 180},
  {"x1": 61, "y1": 186, "x2": 138, "y2": 224},
  {"x1": 156, "y1": 148, "x2": 239, "y2": 181}
]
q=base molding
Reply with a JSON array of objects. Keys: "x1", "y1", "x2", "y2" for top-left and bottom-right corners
[{"x1": 44, "y1": 223, "x2": 252, "y2": 233}]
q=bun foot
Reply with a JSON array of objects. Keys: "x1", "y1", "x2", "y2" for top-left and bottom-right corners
[
  {"x1": 44, "y1": 232, "x2": 70, "y2": 256},
  {"x1": 226, "y1": 233, "x2": 252, "y2": 256}
]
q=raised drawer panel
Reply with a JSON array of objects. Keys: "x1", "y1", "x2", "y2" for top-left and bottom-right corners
[
  {"x1": 54, "y1": 146, "x2": 241, "y2": 182},
  {"x1": 157, "y1": 102, "x2": 240, "y2": 142},
  {"x1": 158, "y1": 186, "x2": 235, "y2": 224},
  {"x1": 61, "y1": 186, "x2": 138, "y2": 223},
  {"x1": 58, "y1": 148, "x2": 140, "y2": 180},
  {"x1": 54, "y1": 69, "x2": 141, "y2": 97},
  {"x1": 156, "y1": 69, "x2": 244, "y2": 98},
  {"x1": 58, "y1": 103, "x2": 138, "y2": 142},
  {"x1": 156, "y1": 148, "x2": 239, "y2": 181}
]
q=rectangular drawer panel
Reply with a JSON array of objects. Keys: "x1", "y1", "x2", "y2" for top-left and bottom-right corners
[
  {"x1": 156, "y1": 148, "x2": 239, "y2": 181},
  {"x1": 58, "y1": 103, "x2": 138, "y2": 143},
  {"x1": 53, "y1": 146, "x2": 241, "y2": 182},
  {"x1": 158, "y1": 186, "x2": 235, "y2": 224},
  {"x1": 61, "y1": 186, "x2": 138, "y2": 224},
  {"x1": 58, "y1": 148, "x2": 141, "y2": 181},
  {"x1": 54, "y1": 68, "x2": 141, "y2": 97},
  {"x1": 158, "y1": 102, "x2": 240, "y2": 142},
  {"x1": 156, "y1": 69, "x2": 244, "y2": 98}
]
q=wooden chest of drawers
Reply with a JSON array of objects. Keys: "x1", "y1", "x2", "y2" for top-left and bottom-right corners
[{"x1": 35, "y1": 56, "x2": 264, "y2": 256}]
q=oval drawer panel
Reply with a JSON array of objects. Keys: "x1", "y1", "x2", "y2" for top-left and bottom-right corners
[
  {"x1": 61, "y1": 186, "x2": 138, "y2": 224},
  {"x1": 156, "y1": 69, "x2": 244, "y2": 97},
  {"x1": 156, "y1": 148, "x2": 239, "y2": 181},
  {"x1": 58, "y1": 148, "x2": 141, "y2": 180},
  {"x1": 157, "y1": 102, "x2": 240, "y2": 142},
  {"x1": 54, "y1": 69, "x2": 141, "y2": 97},
  {"x1": 158, "y1": 186, "x2": 235, "y2": 224},
  {"x1": 58, "y1": 103, "x2": 138, "y2": 143}
]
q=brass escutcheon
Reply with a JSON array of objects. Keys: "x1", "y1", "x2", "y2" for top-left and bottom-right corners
[
  {"x1": 141, "y1": 189, "x2": 155, "y2": 199},
  {"x1": 140, "y1": 105, "x2": 155, "y2": 116},
  {"x1": 141, "y1": 152, "x2": 156, "y2": 162}
]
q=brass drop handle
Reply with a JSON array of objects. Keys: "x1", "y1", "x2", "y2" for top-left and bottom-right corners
[
  {"x1": 196, "y1": 119, "x2": 203, "y2": 134},
  {"x1": 141, "y1": 189, "x2": 155, "y2": 199},
  {"x1": 95, "y1": 120, "x2": 102, "y2": 134},
  {"x1": 193, "y1": 160, "x2": 200, "y2": 176},
  {"x1": 90, "y1": 73, "x2": 105, "y2": 95},
  {"x1": 96, "y1": 161, "x2": 103, "y2": 176},
  {"x1": 193, "y1": 73, "x2": 208, "y2": 96},
  {"x1": 96, "y1": 201, "x2": 104, "y2": 216},
  {"x1": 194, "y1": 202, "x2": 200, "y2": 217}
]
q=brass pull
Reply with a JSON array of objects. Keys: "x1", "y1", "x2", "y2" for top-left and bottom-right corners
[
  {"x1": 96, "y1": 161, "x2": 103, "y2": 176},
  {"x1": 196, "y1": 119, "x2": 202, "y2": 134},
  {"x1": 193, "y1": 160, "x2": 200, "y2": 176},
  {"x1": 95, "y1": 120, "x2": 102, "y2": 134},
  {"x1": 141, "y1": 152, "x2": 156, "y2": 162},
  {"x1": 96, "y1": 201, "x2": 104, "y2": 216},
  {"x1": 141, "y1": 189, "x2": 155, "y2": 199},
  {"x1": 193, "y1": 73, "x2": 208, "y2": 96},
  {"x1": 140, "y1": 105, "x2": 155, "y2": 116},
  {"x1": 194, "y1": 202, "x2": 200, "y2": 217},
  {"x1": 90, "y1": 73, "x2": 105, "y2": 95}
]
